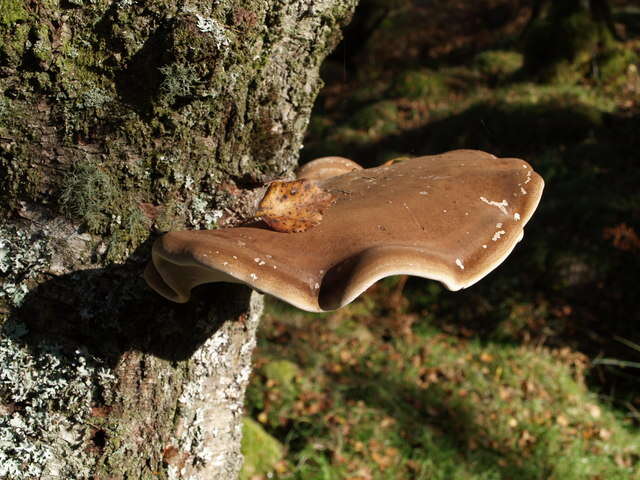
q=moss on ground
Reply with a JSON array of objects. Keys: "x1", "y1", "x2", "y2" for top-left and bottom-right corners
[
  {"x1": 348, "y1": 100, "x2": 399, "y2": 134},
  {"x1": 388, "y1": 69, "x2": 448, "y2": 99},
  {"x1": 245, "y1": 297, "x2": 640, "y2": 479},
  {"x1": 473, "y1": 50, "x2": 523, "y2": 83},
  {"x1": 240, "y1": 417, "x2": 284, "y2": 480},
  {"x1": 263, "y1": 359, "x2": 301, "y2": 394},
  {"x1": 522, "y1": 3, "x2": 630, "y2": 83}
]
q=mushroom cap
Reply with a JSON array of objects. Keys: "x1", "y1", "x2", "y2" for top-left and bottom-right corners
[
  {"x1": 145, "y1": 150, "x2": 544, "y2": 312},
  {"x1": 295, "y1": 156, "x2": 363, "y2": 180}
]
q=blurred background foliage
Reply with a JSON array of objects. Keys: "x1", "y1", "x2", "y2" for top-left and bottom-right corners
[{"x1": 241, "y1": 1, "x2": 640, "y2": 478}]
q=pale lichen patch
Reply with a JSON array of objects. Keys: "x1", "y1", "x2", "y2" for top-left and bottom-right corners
[
  {"x1": 0, "y1": 225, "x2": 52, "y2": 307},
  {"x1": 0, "y1": 318, "x2": 115, "y2": 478}
]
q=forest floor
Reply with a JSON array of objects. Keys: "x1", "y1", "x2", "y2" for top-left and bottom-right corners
[{"x1": 241, "y1": 2, "x2": 640, "y2": 479}]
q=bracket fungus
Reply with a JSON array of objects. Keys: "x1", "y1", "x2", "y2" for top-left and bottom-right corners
[
  {"x1": 295, "y1": 156, "x2": 363, "y2": 180},
  {"x1": 145, "y1": 150, "x2": 544, "y2": 312}
]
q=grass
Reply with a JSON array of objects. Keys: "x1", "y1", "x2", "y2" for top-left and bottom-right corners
[
  {"x1": 242, "y1": 2, "x2": 640, "y2": 478},
  {"x1": 242, "y1": 296, "x2": 640, "y2": 479}
]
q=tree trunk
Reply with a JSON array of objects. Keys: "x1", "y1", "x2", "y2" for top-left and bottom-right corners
[{"x1": 0, "y1": 0, "x2": 356, "y2": 478}]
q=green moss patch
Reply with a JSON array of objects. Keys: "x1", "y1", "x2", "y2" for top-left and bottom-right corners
[
  {"x1": 263, "y1": 360, "x2": 301, "y2": 394},
  {"x1": 0, "y1": 0, "x2": 27, "y2": 26},
  {"x1": 349, "y1": 100, "x2": 399, "y2": 133},
  {"x1": 388, "y1": 69, "x2": 448, "y2": 100},
  {"x1": 240, "y1": 417, "x2": 284, "y2": 480},
  {"x1": 473, "y1": 50, "x2": 523, "y2": 83}
]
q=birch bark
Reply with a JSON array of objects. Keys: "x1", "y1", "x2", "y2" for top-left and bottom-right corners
[{"x1": 0, "y1": 0, "x2": 356, "y2": 477}]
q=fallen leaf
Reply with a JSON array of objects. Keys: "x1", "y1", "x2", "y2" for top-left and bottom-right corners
[
  {"x1": 479, "y1": 352, "x2": 494, "y2": 363},
  {"x1": 587, "y1": 404, "x2": 601, "y2": 419},
  {"x1": 599, "y1": 428, "x2": 612, "y2": 440},
  {"x1": 603, "y1": 223, "x2": 640, "y2": 252},
  {"x1": 256, "y1": 179, "x2": 334, "y2": 233},
  {"x1": 556, "y1": 414, "x2": 569, "y2": 427}
]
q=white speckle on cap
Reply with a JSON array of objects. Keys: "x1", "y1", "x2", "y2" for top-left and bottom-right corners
[
  {"x1": 232, "y1": 255, "x2": 238, "y2": 259},
  {"x1": 223, "y1": 261, "x2": 229, "y2": 266},
  {"x1": 419, "y1": 191, "x2": 428, "y2": 195},
  {"x1": 514, "y1": 213, "x2": 521, "y2": 221},
  {"x1": 482, "y1": 245, "x2": 487, "y2": 249},
  {"x1": 259, "y1": 261, "x2": 266, "y2": 266},
  {"x1": 455, "y1": 258, "x2": 465, "y2": 270},
  {"x1": 480, "y1": 197, "x2": 509, "y2": 215},
  {"x1": 520, "y1": 187, "x2": 527, "y2": 195},
  {"x1": 250, "y1": 273, "x2": 258, "y2": 280},
  {"x1": 254, "y1": 257, "x2": 260, "y2": 263},
  {"x1": 496, "y1": 223, "x2": 503, "y2": 228},
  {"x1": 492, "y1": 230, "x2": 506, "y2": 241}
]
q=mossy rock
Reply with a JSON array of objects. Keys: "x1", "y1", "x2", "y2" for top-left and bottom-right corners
[
  {"x1": 473, "y1": 50, "x2": 523, "y2": 82},
  {"x1": 388, "y1": 69, "x2": 447, "y2": 100},
  {"x1": 348, "y1": 100, "x2": 398, "y2": 134},
  {"x1": 262, "y1": 359, "x2": 300, "y2": 393},
  {"x1": 240, "y1": 417, "x2": 284, "y2": 480}
]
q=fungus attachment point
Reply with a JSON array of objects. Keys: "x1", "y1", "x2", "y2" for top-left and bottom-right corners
[
  {"x1": 256, "y1": 179, "x2": 334, "y2": 233},
  {"x1": 296, "y1": 156, "x2": 363, "y2": 180},
  {"x1": 145, "y1": 150, "x2": 544, "y2": 312}
]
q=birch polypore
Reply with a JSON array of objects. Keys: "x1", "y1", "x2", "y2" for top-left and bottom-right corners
[{"x1": 145, "y1": 150, "x2": 544, "y2": 311}]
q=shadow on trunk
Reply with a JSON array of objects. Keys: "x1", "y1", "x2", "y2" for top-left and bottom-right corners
[{"x1": 3, "y1": 238, "x2": 253, "y2": 369}]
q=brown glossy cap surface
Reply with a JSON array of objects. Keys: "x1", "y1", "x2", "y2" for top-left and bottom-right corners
[
  {"x1": 145, "y1": 150, "x2": 544, "y2": 311},
  {"x1": 295, "y1": 156, "x2": 363, "y2": 180}
]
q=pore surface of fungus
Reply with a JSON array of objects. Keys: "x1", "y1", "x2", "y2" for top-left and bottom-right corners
[{"x1": 145, "y1": 150, "x2": 544, "y2": 312}]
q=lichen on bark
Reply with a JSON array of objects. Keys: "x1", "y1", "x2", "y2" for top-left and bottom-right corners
[{"x1": 0, "y1": 0, "x2": 357, "y2": 478}]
